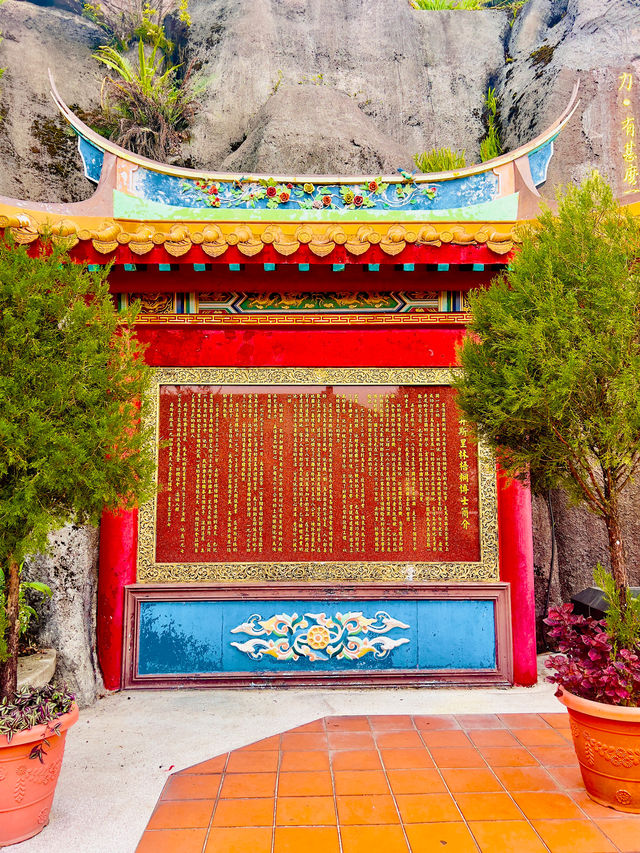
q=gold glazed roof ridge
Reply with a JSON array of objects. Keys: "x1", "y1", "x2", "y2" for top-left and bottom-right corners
[{"x1": 0, "y1": 207, "x2": 524, "y2": 258}]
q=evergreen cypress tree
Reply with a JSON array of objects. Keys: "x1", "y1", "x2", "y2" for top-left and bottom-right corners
[
  {"x1": 456, "y1": 173, "x2": 640, "y2": 609},
  {"x1": 0, "y1": 240, "x2": 155, "y2": 699}
]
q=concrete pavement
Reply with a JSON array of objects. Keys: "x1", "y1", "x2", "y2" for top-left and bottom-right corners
[{"x1": 14, "y1": 665, "x2": 561, "y2": 852}]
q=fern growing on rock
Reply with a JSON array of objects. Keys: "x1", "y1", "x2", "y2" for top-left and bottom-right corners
[{"x1": 92, "y1": 40, "x2": 201, "y2": 160}]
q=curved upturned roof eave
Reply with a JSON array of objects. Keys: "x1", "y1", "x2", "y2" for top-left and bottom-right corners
[{"x1": 49, "y1": 72, "x2": 580, "y2": 187}]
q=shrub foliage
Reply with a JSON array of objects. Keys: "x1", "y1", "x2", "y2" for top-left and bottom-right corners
[
  {"x1": 455, "y1": 173, "x2": 640, "y2": 602},
  {"x1": 0, "y1": 240, "x2": 155, "y2": 699},
  {"x1": 413, "y1": 147, "x2": 466, "y2": 173}
]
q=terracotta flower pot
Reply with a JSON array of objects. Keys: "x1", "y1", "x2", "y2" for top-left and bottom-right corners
[
  {"x1": 558, "y1": 687, "x2": 640, "y2": 813},
  {"x1": 0, "y1": 703, "x2": 78, "y2": 847}
]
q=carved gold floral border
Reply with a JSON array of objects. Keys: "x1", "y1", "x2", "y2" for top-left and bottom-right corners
[{"x1": 137, "y1": 367, "x2": 499, "y2": 583}]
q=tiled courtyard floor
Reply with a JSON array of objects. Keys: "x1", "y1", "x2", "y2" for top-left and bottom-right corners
[{"x1": 136, "y1": 712, "x2": 640, "y2": 853}]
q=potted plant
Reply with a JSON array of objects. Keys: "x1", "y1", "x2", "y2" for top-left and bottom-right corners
[
  {"x1": 454, "y1": 173, "x2": 640, "y2": 811},
  {"x1": 0, "y1": 237, "x2": 155, "y2": 845},
  {"x1": 544, "y1": 567, "x2": 640, "y2": 812}
]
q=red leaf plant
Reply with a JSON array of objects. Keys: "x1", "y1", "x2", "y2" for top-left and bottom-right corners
[{"x1": 544, "y1": 603, "x2": 640, "y2": 707}]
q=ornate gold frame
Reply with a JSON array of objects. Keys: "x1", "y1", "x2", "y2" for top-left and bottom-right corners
[{"x1": 137, "y1": 367, "x2": 499, "y2": 583}]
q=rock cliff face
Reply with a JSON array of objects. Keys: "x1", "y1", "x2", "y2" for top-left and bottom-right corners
[
  {"x1": 1, "y1": 0, "x2": 640, "y2": 691},
  {"x1": 0, "y1": 0, "x2": 101, "y2": 202},
  {"x1": 183, "y1": 0, "x2": 507, "y2": 173},
  {"x1": 498, "y1": 0, "x2": 640, "y2": 196}
]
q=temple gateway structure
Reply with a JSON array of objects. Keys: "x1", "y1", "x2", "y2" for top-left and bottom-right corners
[{"x1": 1, "y1": 82, "x2": 590, "y2": 692}]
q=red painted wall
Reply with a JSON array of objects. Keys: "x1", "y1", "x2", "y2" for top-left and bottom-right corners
[
  {"x1": 497, "y1": 471, "x2": 537, "y2": 686},
  {"x1": 97, "y1": 508, "x2": 138, "y2": 690},
  {"x1": 97, "y1": 324, "x2": 537, "y2": 689},
  {"x1": 136, "y1": 326, "x2": 467, "y2": 368}
]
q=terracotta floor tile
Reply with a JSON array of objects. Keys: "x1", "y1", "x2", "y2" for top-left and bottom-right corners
[
  {"x1": 512, "y1": 791, "x2": 584, "y2": 821},
  {"x1": 540, "y1": 713, "x2": 571, "y2": 729},
  {"x1": 479, "y1": 746, "x2": 539, "y2": 768},
  {"x1": 278, "y1": 770, "x2": 333, "y2": 797},
  {"x1": 380, "y1": 748, "x2": 434, "y2": 769},
  {"x1": 288, "y1": 719, "x2": 325, "y2": 733},
  {"x1": 469, "y1": 820, "x2": 549, "y2": 853},
  {"x1": 468, "y1": 729, "x2": 519, "y2": 748},
  {"x1": 421, "y1": 729, "x2": 472, "y2": 748},
  {"x1": 238, "y1": 735, "x2": 281, "y2": 752},
  {"x1": 325, "y1": 715, "x2": 371, "y2": 731},
  {"x1": 275, "y1": 795, "x2": 337, "y2": 826},
  {"x1": 515, "y1": 728, "x2": 570, "y2": 747},
  {"x1": 226, "y1": 750, "x2": 279, "y2": 773},
  {"x1": 280, "y1": 750, "x2": 330, "y2": 772},
  {"x1": 163, "y1": 772, "x2": 222, "y2": 800},
  {"x1": 273, "y1": 825, "x2": 340, "y2": 853},
  {"x1": 331, "y1": 749, "x2": 383, "y2": 771},
  {"x1": 532, "y1": 819, "x2": 617, "y2": 852},
  {"x1": 526, "y1": 746, "x2": 579, "y2": 767},
  {"x1": 498, "y1": 713, "x2": 550, "y2": 729},
  {"x1": 280, "y1": 732, "x2": 328, "y2": 751},
  {"x1": 547, "y1": 765, "x2": 585, "y2": 790},
  {"x1": 375, "y1": 731, "x2": 424, "y2": 749},
  {"x1": 211, "y1": 797, "x2": 274, "y2": 827},
  {"x1": 336, "y1": 794, "x2": 400, "y2": 825},
  {"x1": 395, "y1": 792, "x2": 462, "y2": 823},
  {"x1": 440, "y1": 768, "x2": 502, "y2": 793},
  {"x1": 413, "y1": 714, "x2": 461, "y2": 731},
  {"x1": 205, "y1": 826, "x2": 273, "y2": 853},
  {"x1": 386, "y1": 768, "x2": 447, "y2": 795},
  {"x1": 140, "y1": 712, "x2": 640, "y2": 853},
  {"x1": 327, "y1": 731, "x2": 376, "y2": 750},
  {"x1": 340, "y1": 824, "x2": 410, "y2": 853},
  {"x1": 594, "y1": 817, "x2": 640, "y2": 851},
  {"x1": 405, "y1": 821, "x2": 479, "y2": 852},
  {"x1": 368, "y1": 715, "x2": 416, "y2": 731},
  {"x1": 147, "y1": 799, "x2": 215, "y2": 830},
  {"x1": 493, "y1": 766, "x2": 560, "y2": 792},
  {"x1": 333, "y1": 769, "x2": 391, "y2": 795},
  {"x1": 181, "y1": 754, "x2": 228, "y2": 774},
  {"x1": 454, "y1": 792, "x2": 523, "y2": 822},
  {"x1": 570, "y1": 791, "x2": 634, "y2": 820},
  {"x1": 136, "y1": 828, "x2": 208, "y2": 853},
  {"x1": 219, "y1": 771, "x2": 277, "y2": 799},
  {"x1": 430, "y1": 746, "x2": 487, "y2": 768}
]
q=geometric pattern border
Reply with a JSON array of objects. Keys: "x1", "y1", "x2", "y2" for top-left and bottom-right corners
[
  {"x1": 136, "y1": 367, "x2": 499, "y2": 584},
  {"x1": 133, "y1": 312, "x2": 471, "y2": 327}
]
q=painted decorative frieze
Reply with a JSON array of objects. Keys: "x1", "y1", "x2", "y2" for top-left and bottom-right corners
[{"x1": 230, "y1": 610, "x2": 410, "y2": 662}]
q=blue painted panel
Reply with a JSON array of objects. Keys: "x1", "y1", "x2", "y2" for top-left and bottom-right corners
[
  {"x1": 138, "y1": 601, "x2": 223, "y2": 674},
  {"x1": 417, "y1": 600, "x2": 496, "y2": 669},
  {"x1": 137, "y1": 598, "x2": 497, "y2": 676},
  {"x1": 528, "y1": 140, "x2": 554, "y2": 187},
  {"x1": 127, "y1": 164, "x2": 499, "y2": 214},
  {"x1": 77, "y1": 136, "x2": 104, "y2": 184}
]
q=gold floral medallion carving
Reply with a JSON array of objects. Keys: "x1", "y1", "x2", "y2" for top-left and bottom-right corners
[{"x1": 137, "y1": 367, "x2": 499, "y2": 583}]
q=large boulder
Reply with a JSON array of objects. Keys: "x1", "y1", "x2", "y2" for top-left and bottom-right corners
[
  {"x1": 183, "y1": 0, "x2": 508, "y2": 173},
  {"x1": 25, "y1": 525, "x2": 104, "y2": 708}
]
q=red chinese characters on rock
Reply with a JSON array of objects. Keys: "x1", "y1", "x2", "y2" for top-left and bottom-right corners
[{"x1": 155, "y1": 385, "x2": 480, "y2": 563}]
